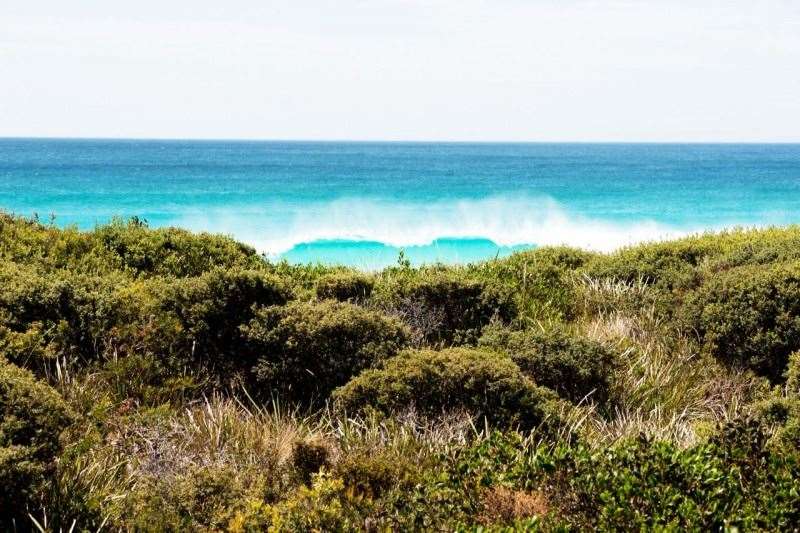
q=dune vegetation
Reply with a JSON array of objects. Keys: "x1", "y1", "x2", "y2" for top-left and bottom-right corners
[{"x1": 1, "y1": 212, "x2": 799, "y2": 531}]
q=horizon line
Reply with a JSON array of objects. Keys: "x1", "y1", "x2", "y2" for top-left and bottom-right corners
[{"x1": 2, "y1": 135, "x2": 800, "y2": 145}]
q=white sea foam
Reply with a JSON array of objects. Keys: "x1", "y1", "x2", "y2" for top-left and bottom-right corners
[{"x1": 174, "y1": 195, "x2": 700, "y2": 256}]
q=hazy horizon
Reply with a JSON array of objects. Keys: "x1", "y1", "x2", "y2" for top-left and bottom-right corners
[{"x1": 2, "y1": 1, "x2": 799, "y2": 142}]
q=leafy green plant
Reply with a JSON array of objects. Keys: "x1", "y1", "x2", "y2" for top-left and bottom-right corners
[
  {"x1": 684, "y1": 261, "x2": 800, "y2": 381},
  {"x1": 315, "y1": 272, "x2": 374, "y2": 302},
  {"x1": 374, "y1": 270, "x2": 515, "y2": 346},
  {"x1": 479, "y1": 325, "x2": 618, "y2": 406},
  {"x1": 0, "y1": 358, "x2": 74, "y2": 526},
  {"x1": 244, "y1": 300, "x2": 409, "y2": 401},
  {"x1": 334, "y1": 347, "x2": 563, "y2": 430}
]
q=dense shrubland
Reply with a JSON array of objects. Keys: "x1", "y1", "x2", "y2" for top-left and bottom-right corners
[{"x1": 1, "y1": 212, "x2": 799, "y2": 530}]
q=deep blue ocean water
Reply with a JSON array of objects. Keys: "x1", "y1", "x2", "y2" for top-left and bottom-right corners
[{"x1": 2, "y1": 139, "x2": 800, "y2": 269}]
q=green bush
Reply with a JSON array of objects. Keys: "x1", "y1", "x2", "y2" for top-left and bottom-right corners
[
  {"x1": 684, "y1": 262, "x2": 800, "y2": 381},
  {"x1": 333, "y1": 347, "x2": 562, "y2": 430},
  {"x1": 243, "y1": 300, "x2": 409, "y2": 401},
  {"x1": 0, "y1": 359, "x2": 73, "y2": 525},
  {"x1": 447, "y1": 421, "x2": 800, "y2": 531},
  {"x1": 754, "y1": 396, "x2": 800, "y2": 452},
  {"x1": 146, "y1": 268, "x2": 290, "y2": 370},
  {"x1": 90, "y1": 219, "x2": 262, "y2": 277},
  {"x1": 485, "y1": 246, "x2": 594, "y2": 322},
  {"x1": 583, "y1": 227, "x2": 800, "y2": 294},
  {"x1": 315, "y1": 272, "x2": 374, "y2": 302},
  {"x1": 0, "y1": 264, "x2": 289, "y2": 376},
  {"x1": 334, "y1": 450, "x2": 421, "y2": 500},
  {"x1": 0, "y1": 262, "x2": 138, "y2": 370},
  {"x1": 0, "y1": 214, "x2": 262, "y2": 277},
  {"x1": 107, "y1": 268, "x2": 289, "y2": 373},
  {"x1": 569, "y1": 419, "x2": 800, "y2": 530},
  {"x1": 118, "y1": 466, "x2": 266, "y2": 532},
  {"x1": 94, "y1": 354, "x2": 203, "y2": 406},
  {"x1": 479, "y1": 326, "x2": 618, "y2": 406},
  {"x1": 265, "y1": 473, "x2": 368, "y2": 532},
  {"x1": 375, "y1": 271, "x2": 515, "y2": 346},
  {"x1": 583, "y1": 238, "x2": 710, "y2": 291}
]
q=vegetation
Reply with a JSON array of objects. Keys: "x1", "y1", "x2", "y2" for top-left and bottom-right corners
[
  {"x1": 333, "y1": 347, "x2": 564, "y2": 430},
  {"x1": 244, "y1": 300, "x2": 409, "y2": 402},
  {"x1": 0, "y1": 212, "x2": 799, "y2": 530},
  {"x1": 0, "y1": 359, "x2": 73, "y2": 527}
]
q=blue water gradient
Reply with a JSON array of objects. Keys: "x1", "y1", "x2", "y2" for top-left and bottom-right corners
[{"x1": 1, "y1": 139, "x2": 799, "y2": 268}]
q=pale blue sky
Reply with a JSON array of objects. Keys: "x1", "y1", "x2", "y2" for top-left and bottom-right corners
[{"x1": 2, "y1": 0, "x2": 799, "y2": 141}]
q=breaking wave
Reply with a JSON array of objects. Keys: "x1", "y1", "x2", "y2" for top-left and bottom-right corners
[{"x1": 173, "y1": 194, "x2": 703, "y2": 266}]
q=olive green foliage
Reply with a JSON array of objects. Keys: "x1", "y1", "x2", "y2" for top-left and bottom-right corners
[
  {"x1": 584, "y1": 226, "x2": 800, "y2": 291},
  {"x1": 755, "y1": 396, "x2": 800, "y2": 451},
  {"x1": 0, "y1": 262, "x2": 129, "y2": 368},
  {"x1": 442, "y1": 421, "x2": 800, "y2": 531},
  {"x1": 244, "y1": 300, "x2": 409, "y2": 401},
  {"x1": 685, "y1": 262, "x2": 800, "y2": 381},
  {"x1": 333, "y1": 449, "x2": 421, "y2": 500},
  {"x1": 375, "y1": 270, "x2": 515, "y2": 346},
  {"x1": 480, "y1": 325, "x2": 618, "y2": 406},
  {"x1": 151, "y1": 267, "x2": 289, "y2": 369},
  {"x1": 0, "y1": 214, "x2": 261, "y2": 277},
  {"x1": 334, "y1": 347, "x2": 562, "y2": 430},
  {"x1": 265, "y1": 473, "x2": 368, "y2": 532},
  {"x1": 95, "y1": 353, "x2": 202, "y2": 407},
  {"x1": 315, "y1": 271, "x2": 374, "y2": 302},
  {"x1": 483, "y1": 246, "x2": 594, "y2": 322},
  {"x1": 120, "y1": 465, "x2": 267, "y2": 532},
  {"x1": 0, "y1": 359, "x2": 73, "y2": 525},
  {"x1": 4, "y1": 214, "x2": 800, "y2": 530}
]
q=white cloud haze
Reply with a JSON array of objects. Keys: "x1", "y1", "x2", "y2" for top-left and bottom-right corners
[{"x1": 1, "y1": 0, "x2": 799, "y2": 141}]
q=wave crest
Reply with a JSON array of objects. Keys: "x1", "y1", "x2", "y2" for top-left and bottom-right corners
[{"x1": 175, "y1": 195, "x2": 693, "y2": 257}]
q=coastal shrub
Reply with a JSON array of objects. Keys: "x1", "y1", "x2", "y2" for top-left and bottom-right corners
[
  {"x1": 119, "y1": 466, "x2": 265, "y2": 532},
  {"x1": 334, "y1": 450, "x2": 421, "y2": 500},
  {"x1": 94, "y1": 353, "x2": 203, "y2": 407},
  {"x1": 0, "y1": 214, "x2": 262, "y2": 277},
  {"x1": 449, "y1": 421, "x2": 800, "y2": 531},
  {"x1": 375, "y1": 271, "x2": 515, "y2": 346},
  {"x1": 479, "y1": 325, "x2": 618, "y2": 406},
  {"x1": 583, "y1": 236, "x2": 715, "y2": 291},
  {"x1": 243, "y1": 300, "x2": 409, "y2": 401},
  {"x1": 265, "y1": 473, "x2": 368, "y2": 532},
  {"x1": 569, "y1": 419, "x2": 800, "y2": 531},
  {"x1": 89, "y1": 218, "x2": 263, "y2": 277},
  {"x1": 0, "y1": 214, "x2": 93, "y2": 271},
  {"x1": 152, "y1": 268, "x2": 289, "y2": 369},
  {"x1": 0, "y1": 359, "x2": 73, "y2": 526},
  {"x1": 690, "y1": 226, "x2": 800, "y2": 274},
  {"x1": 0, "y1": 262, "x2": 131, "y2": 369},
  {"x1": 315, "y1": 272, "x2": 374, "y2": 302},
  {"x1": 333, "y1": 347, "x2": 563, "y2": 430},
  {"x1": 485, "y1": 246, "x2": 594, "y2": 322},
  {"x1": 583, "y1": 227, "x2": 800, "y2": 294},
  {"x1": 684, "y1": 262, "x2": 800, "y2": 381},
  {"x1": 291, "y1": 438, "x2": 332, "y2": 485},
  {"x1": 755, "y1": 397, "x2": 800, "y2": 452}
]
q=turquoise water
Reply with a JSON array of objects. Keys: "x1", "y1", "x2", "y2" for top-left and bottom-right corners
[{"x1": 2, "y1": 139, "x2": 800, "y2": 269}]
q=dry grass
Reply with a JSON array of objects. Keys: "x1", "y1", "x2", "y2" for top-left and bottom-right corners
[
  {"x1": 570, "y1": 276, "x2": 766, "y2": 447},
  {"x1": 50, "y1": 382, "x2": 477, "y2": 528}
]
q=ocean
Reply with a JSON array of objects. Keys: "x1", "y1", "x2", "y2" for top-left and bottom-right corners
[{"x1": 1, "y1": 139, "x2": 799, "y2": 269}]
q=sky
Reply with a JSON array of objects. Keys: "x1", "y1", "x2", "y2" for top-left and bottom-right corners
[{"x1": 1, "y1": 0, "x2": 799, "y2": 142}]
